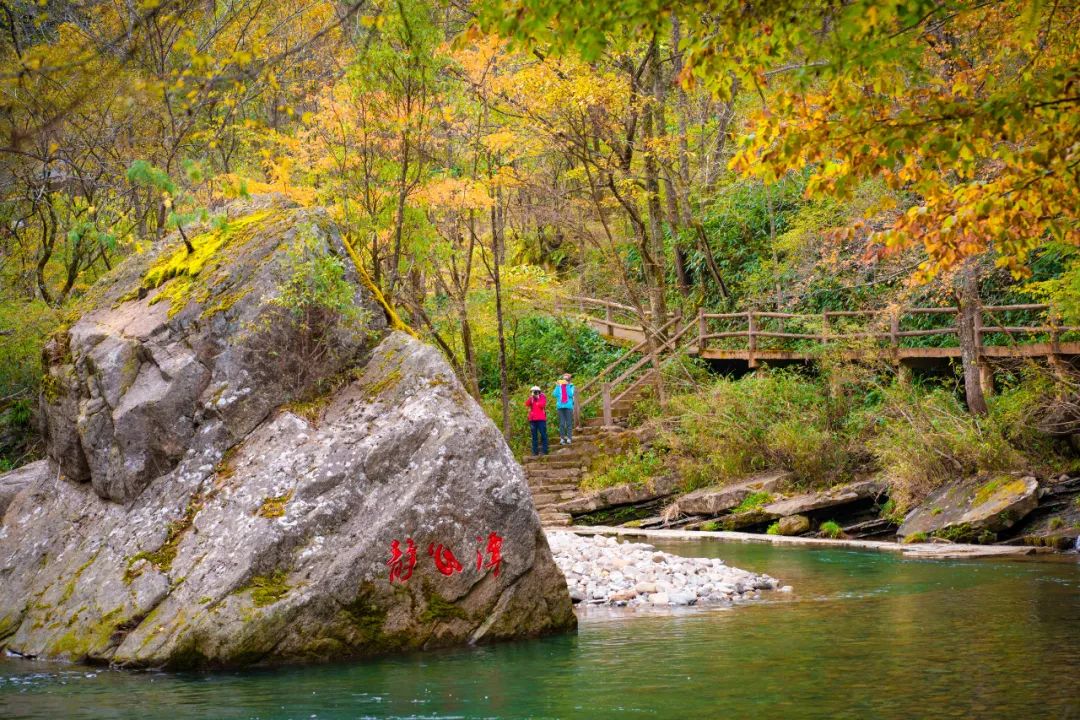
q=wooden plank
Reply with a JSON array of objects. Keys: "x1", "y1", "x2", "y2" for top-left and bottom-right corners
[{"x1": 982, "y1": 303, "x2": 1049, "y2": 312}]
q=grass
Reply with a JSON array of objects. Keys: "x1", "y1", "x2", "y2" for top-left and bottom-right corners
[
  {"x1": 581, "y1": 448, "x2": 664, "y2": 492},
  {"x1": 731, "y1": 491, "x2": 772, "y2": 514},
  {"x1": 819, "y1": 520, "x2": 844, "y2": 539}
]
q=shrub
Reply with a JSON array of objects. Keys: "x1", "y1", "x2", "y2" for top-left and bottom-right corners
[
  {"x1": 819, "y1": 520, "x2": 844, "y2": 539},
  {"x1": 0, "y1": 299, "x2": 58, "y2": 468},
  {"x1": 661, "y1": 368, "x2": 865, "y2": 487},
  {"x1": 765, "y1": 521, "x2": 782, "y2": 535},
  {"x1": 581, "y1": 448, "x2": 665, "y2": 492},
  {"x1": 869, "y1": 383, "x2": 1025, "y2": 512}
]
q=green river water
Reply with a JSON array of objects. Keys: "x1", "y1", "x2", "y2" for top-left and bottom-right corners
[{"x1": 3, "y1": 539, "x2": 1079, "y2": 719}]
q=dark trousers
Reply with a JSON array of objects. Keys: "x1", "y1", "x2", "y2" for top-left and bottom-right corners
[
  {"x1": 529, "y1": 420, "x2": 549, "y2": 455},
  {"x1": 557, "y1": 407, "x2": 574, "y2": 440}
]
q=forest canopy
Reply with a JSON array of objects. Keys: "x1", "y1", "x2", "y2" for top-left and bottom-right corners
[{"x1": 1, "y1": 0, "x2": 1079, "y2": 464}]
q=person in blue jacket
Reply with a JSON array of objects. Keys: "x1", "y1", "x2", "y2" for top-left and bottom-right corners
[{"x1": 553, "y1": 373, "x2": 575, "y2": 445}]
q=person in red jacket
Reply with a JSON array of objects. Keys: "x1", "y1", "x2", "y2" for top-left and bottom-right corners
[{"x1": 525, "y1": 385, "x2": 549, "y2": 456}]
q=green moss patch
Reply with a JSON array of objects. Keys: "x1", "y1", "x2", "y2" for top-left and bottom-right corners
[
  {"x1": 256, "y1": 490, "x2": 294, "y2": 519},
  {"x1": 972, "y1": 476, "x2": 1029, "y2": 507},
  {"x1": 124, "y1": 490, "x2": 206, "y2": 583},
  {"x1": 732, "y1": 491, "x2": 773, "y2": 514},
  {"x1": 421, "y1": 593, "x2": 469, "y2": 623},
  {"x1": 241, "y1": 570, "x2": 292, "y2": 607},
  {"x1": 123, "y1": 210, "x2": 279, "y2": 317}
]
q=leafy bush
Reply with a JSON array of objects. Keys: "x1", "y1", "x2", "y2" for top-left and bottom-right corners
[
  {"x1": 869, "y1": 383, "x2": 1025, "y2": 512},
  {"x1": 581, "y1": 448, "x2": 665, "y2": 492},
  {"x1": 0, "y1": 299, "x2": 58, "y2": 468},
  {"x1": 664, "y1": 368, "x2": 866, "y2": 488},
  {"x1": 819, "y1": 520, "x2": 844, "y2": 539},
  {"x1": 765, "y1": 521, "x2": 782, "y2": 536}
]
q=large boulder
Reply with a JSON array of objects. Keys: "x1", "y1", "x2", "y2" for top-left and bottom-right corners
[
  {"x1": 0, "y1": 201, "x2": 574, "y2": 668},
  {"x1": 897, "y1": 475, "x2": 1040, "y2": 543}
]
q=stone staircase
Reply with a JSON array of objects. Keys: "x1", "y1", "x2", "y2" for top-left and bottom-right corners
[
  {"x1": 524, "y1": 426, "x2": 613, "y2": 526},
  {"x1": 524, "y1": 377, "x2": 654, "y2": 526}
]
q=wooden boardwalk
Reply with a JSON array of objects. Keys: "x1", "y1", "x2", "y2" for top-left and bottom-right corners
[
  {"x1": 555, "y1": 294, "x2": 1080, "y2": 425},
  {"x1": 564, "y1": 295, "x2": 1080, "y2": 367}
]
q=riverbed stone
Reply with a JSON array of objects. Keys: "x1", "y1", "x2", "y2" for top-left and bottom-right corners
[
  {"x1": 0, "y1": 200, "x2": 574, "y2": 669},
  {"x1": 897, "y1": 474, "x2": 1040, "y2": 543},
  {"x1": 546, "y1": 531, "x2": 779, "y2": 607},
  {"x1": 777, "y1": 514, "x2": 811, "y2": 536}
]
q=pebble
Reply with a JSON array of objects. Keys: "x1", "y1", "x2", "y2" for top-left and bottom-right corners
[{"x1": 546, "y1": 531, "x2": 783, "y2": 608}]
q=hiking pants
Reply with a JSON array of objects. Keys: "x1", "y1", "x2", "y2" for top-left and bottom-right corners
[
  {"x1": 557, "y1": 407, "x2": 574, "y2": 441},
  {"x1": 530, "y1": 420, "x2": 549, "y2": 455}
]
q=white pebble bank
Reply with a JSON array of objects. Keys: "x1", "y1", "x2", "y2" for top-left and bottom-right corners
[{"x1": 546, "y1": 530, "x2": 787, "y2": 607}]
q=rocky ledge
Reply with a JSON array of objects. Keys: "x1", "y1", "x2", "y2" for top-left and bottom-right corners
[{"x1": 546, "y1": 531, "x2": 786, "y2": 607}]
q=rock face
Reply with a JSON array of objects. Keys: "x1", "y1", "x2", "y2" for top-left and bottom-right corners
[
  {"x1": 762, "y1": 479, "x2": 885, "y2": 518},
  {"x1": 898, "y1": 475, "x2": 1040, "y2": 543},
  {"x1": 0, "y1": 201, "x2": 574, "y2": 668},
  {"x1": 0, "y1": 459, "x2": 44, "y2": 518}
]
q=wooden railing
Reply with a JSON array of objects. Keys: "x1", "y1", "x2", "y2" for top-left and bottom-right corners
[
  {"x1": 544, "y1": 293, "x2": 1080, "y2": 426},
  {"x1": 695, "y1": 303, "x2": 1078, "y2": 363}
]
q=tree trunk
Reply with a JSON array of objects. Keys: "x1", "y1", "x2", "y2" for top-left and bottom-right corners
[
  {"x1": 642, "y1": 34, "x2": 668, "y2": 326},
  {"x1": 957, "y1": 262, "x2": 988, "y2": 415},
  {"x1": 491, "y1": 193, "x2": 511, "y2": 437}
]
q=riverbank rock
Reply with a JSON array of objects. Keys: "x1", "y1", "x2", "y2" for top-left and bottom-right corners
[
  {"x1": 777, "y1": 515, "x2": 810, "y2": 536},
  {"x1": 662, "y1": 472, "x2": 791, "y2": 520},
  {"x1": 898, "y1": 475, "x2": 1039, "y2": 543},
  {"x1": 0, "y1": 200, "x2": 574, "y2": 669},
  {"x1": 762, "y1": 479, "x2": 885, "y2": 518},
  {"x1": 555, "y1": 475, "x2": 681, "y2": 516},
  {"x1": 546, "y1": 531, "x2": 780, "y2": 607}
]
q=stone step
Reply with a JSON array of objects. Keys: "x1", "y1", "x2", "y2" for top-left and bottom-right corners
[
  {"x1": 528, "y1": 481, "x2": 580, "y2": 493},
  {"x1": 538, "y1": 511, "x2": 573, "y2": 526},
  {"x1": 524, "y1": 468, "x2": 583, "y2": 482},
  {"x1": 522, "y1": 458, "x2": 586, "y2": 470}
]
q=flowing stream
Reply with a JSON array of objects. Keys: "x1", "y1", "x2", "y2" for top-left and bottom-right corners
[{"x1": 3, "y1": 540, "x2": 1079, "y2": 719}]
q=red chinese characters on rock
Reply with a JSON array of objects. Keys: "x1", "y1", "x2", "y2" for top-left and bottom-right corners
[
  {"x1": 475, "y1": 532, "x2": 503, "y2": 577},
  {"x1": 387, "y1": 538, "x2": 417, "y2": 583},
  {"x1": 427, "y1": 542, "x2": 464, "y2": 576},
  {"x1": 386, "y1": 532, "x2": 504, "y2": 584}
]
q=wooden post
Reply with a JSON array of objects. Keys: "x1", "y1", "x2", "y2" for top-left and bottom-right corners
[
  {"x1": 822, "y1": 312, "x2": 831, "y2": 344},
  {"x1": 890, "y1": 307, "x2": 901, "y2": 367},
  {"x1": 605, "y1": 304, "x2": 613, "y2": 335},
  {"x1": 697, "y1": 307, "x2": 707, "y2": 354},
  {"x1": 1050, "y1": 306, "x2": 1062, "y2": 355},
  {"x1": 747, "y1": 311, "x2": 758, "y2": 368},
  {"x1": 602, "y1": 382, "x2": 613, "y2": 426}
]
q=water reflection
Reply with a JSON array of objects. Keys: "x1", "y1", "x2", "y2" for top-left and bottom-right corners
[{"x1": 3, "y1": 542, "x2": 1079, "y2": 719}]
